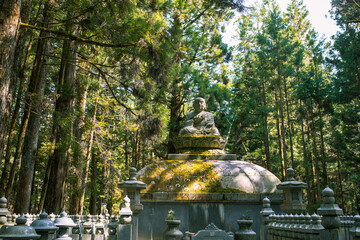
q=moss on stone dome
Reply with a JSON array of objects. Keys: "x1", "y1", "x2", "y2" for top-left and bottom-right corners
[{"x1": 138, "y1": 160, "x2": 281, "y2": 194}]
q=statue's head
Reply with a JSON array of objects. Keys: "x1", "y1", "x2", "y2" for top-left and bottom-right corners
[{"x1": 193, "y1": 97, "x2": 206, "y2": 112}]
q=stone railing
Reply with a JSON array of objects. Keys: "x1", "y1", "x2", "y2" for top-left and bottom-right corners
[
  {"x1": 260, "y1": 184, "x2": 360, "y2": 240},
  {"x1": 0, "y1": 196, "x2": 133, "y2": 240}
]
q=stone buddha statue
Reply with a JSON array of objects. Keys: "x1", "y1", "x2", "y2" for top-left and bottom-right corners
[{"x1": 179, "y1": 97, "x2": 220, "y2": 136}]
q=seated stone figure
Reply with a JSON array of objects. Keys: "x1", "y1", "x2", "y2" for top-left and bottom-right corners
[{"x1": 179, "y1": 97, "x2": 220, "y2": 136}]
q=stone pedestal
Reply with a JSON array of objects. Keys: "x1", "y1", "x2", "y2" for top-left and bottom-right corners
[
  {"x1": 235, "y1": 220, "x2": 256, "y2": 240},
  {"x1": 163, "y1": 220, "x2": 183, "y2": 240},
  {"x1": 174, "y1": 136, "x2": 226, "y2": 154}
]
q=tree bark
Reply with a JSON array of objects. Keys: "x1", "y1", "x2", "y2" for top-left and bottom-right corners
[
  {"x1": 69, "y1": 75, "x2": 88, "y2": 214},
  {"x1": 13, "y1": 0, "x2": 53, "y2": 214},
  {"x1": 79, "y1": 94, "x2": 98, "y2": 215},
  {"x1": 0, "y1": 0, "x2": 33, "y2": 191},
  {"x1": 5, "y1": 108, "x2": 30, "y2": 198},
  {"x1": 261, "y1": 82, "x2": 271, "y2": 171},
  {"x1": 89, "y1": 148, "x2": 98, "y2": 215},
  {"x1": 0, "y1": 0, "x2": 22, "y2": 165},
  {"x1": 274, "y1": 90, "x2": 285, "y2": 180},
  {"x1": 44, "y1": 22, "x2": 78, "y2": 214}
]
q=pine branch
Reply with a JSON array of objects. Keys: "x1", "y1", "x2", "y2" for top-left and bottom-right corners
[{"x1": 20, "y1": 22, "x2": 139, "y2": 48}]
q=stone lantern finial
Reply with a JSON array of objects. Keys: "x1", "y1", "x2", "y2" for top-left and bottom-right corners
[
  {"x1": 129, "y1": 167, "x2": 137, "y2": 180},
  {"x1": 286, "y1": 168, "x2": 296, "y2": 181}
]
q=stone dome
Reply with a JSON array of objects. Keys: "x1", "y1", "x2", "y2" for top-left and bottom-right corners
[{"x1": 137, "y1": 160, "x2": 281, "y2": 194}]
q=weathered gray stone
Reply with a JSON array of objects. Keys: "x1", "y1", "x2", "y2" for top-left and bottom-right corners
[
  {"x1": 163, "y1": 219, "x2": 183, "y2": 240},
  {"x1": 54, "y1": 210, "x2": 76, "y2": 240},
  {"x1": 179, "y1": 97, "x2": 220, "y2": 137},
  {"x1": 0, "y1": 197, "x2": 10, "y2": 226},
  {"x1": 317, "y1": 186, "x2": 343, "y2": 229},
  {"x1": 119, "y1": 168, "x2": 146, "y2": 240},
  {"x1": 235, "y1": 219, "x2": 256, "y2": 240},
  {"x1": 0, "y1": 215, "x2": 40, "y2": 239},
  {"x1": 260, "y1": 197, "x2": 274, "y2": 240},
  {"x1": 94, "y1": 215, "x2": 105, "y2": 240},
  {"x1": 107, "y1": 215, "x2": 118, "y2": 240},
  {"x1": 82, "y1": 214, "x2": 93, "y2": 240},
  {"x1": 30, "y1": 210, "x2": 58, "y2": 240},
  {"x1": 69, "y1": 214, "x2": 80, "y2": 240},
  {"x1": 350, "y1": 215, "x2": 360, "y2": 239},
  {"x1": 277, "y1": 168, "x2": 307, "y2": 214},
  {"x1": 310, "y1": 213, "x2": 323, "y2": 240},
  {"x1": 168, "y1": 154, "x2": 237, "y2": 160},
  {"x1": 187, "y1": 223, "x2": 233, "y2": 240}
]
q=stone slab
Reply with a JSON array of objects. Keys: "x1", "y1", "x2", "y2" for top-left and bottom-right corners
[
  {"x1": 141, "y1": 192, "x2": 283, "y2": 203},
  {"x1": 168, "y1": 154, "x2": 237, "y2": 160}
]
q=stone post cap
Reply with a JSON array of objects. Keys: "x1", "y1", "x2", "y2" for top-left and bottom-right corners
[
  {"x1": 260, "y1": 197, "x2": 275, "y2": 216},
  {"x1": 54, "y1": 210, "x2": 76, "y2": 227},
  {"x1": 30, "y1": 210, "x2": 59, "y2": 232},
  {"x1": 0, "y1": 196, "x2": 7, "y2": 208},
  {"x1": 0, "y1": 196, "x2": 10, "y2": 217},
  {"x1": 317, "y1": 186, "x2": 343, "y2": 216}
]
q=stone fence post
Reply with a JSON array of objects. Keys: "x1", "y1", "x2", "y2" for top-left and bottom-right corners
[
  {"x1": 54, "y1": 210, "x2": 76, "y2": 240},
  {"x1": 108, "y1": 215, "x2": 118, "y2": 240},
  {"x1": 317, "y1": 186, "x2": 345, "y2": 240},
  {"x1": 260, "y1": 197, "x2": 274, "y2": 240},
  {"x1": 118, "y1": 195, "x2": 133, "y2": 240},
  {"x1": 82, "y1": 214, "x2": 93, "y2": 240},
  {"x1": 350, "y1": 215, "x2": 360, "y2": 240},
  {"x1": 0, "y1": 196, "x2": 10, "y2": 226},
  {"x1": 118, "y1": 167, "x2": 146, "y2": 240}
]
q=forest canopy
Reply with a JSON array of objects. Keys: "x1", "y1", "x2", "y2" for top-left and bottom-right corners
[{"x1": 0, "y1": 0, "x2": 359, "y2": 215}]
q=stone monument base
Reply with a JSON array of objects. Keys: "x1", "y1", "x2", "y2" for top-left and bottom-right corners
[
  {"x1": 168, "y1": 154, "x2": 237, "y2": 160},
  {"x1": 174, "y1": 136, "x2": 225, "y2": 154}
]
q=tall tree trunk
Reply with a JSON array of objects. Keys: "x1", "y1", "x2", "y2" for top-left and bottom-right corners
[
  {"x1": 69, "y1": 75, "x2": 88, "y2": 214},
  {"x1": 168, "y1": 92, "x2": 183, "y2": 154},
  {"x1": 89, "y1": 148, "x2": 98, "y2": 215},
  {"x1": 318, "y1": 110, "x2": 328, "y2": 186},
  {"x1": 300, "y1": 104, "x2": 311, "y2": 205},
  {"x1": 0, "y1": 0, "x2": 33, "y2": 189},
  {"x1": 336, "y1": 151, "x2": 344, "y2": 210},
  {"x1": 37, "y1": 135, "x2": 56, "y2": 213},
  {"x1": 0, "y1": 0, "x2": 21, "y2": 162},
  {"x1": 305, "y1": 115, "x2": 316, "y2": 206},
  {"x1": 14, "y1": 0, "x2": 53, "y2": 214},
  {"x1": 284, "y1": 77, "x2": 294, "y2": 168},
  {"x1": 310, "y1": 107, "x2": 321, "y2": 201},
  {"x1": 44, "y1": 22, "x2": 78, "y2": 214},
  {"x1": 276, "y1": 70, "x2": 287, "y2": 172},
  {"x1": 261, "y1": 83, "x2": 271, "y2": 171},
  {"x1": 79, "y1": 95, "x2": 98, "y2": 215},
  {"x1": 274, "y1": 90, "x2": 285, "y2": 180},
  {"x1": 5, "y1": 109, "x2": 30, "y2": 198}
]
